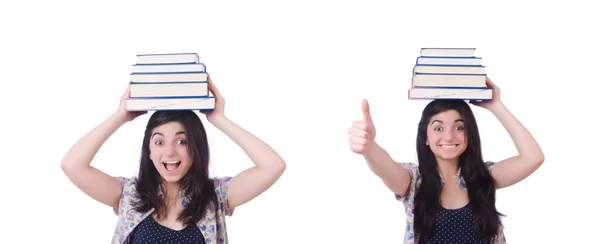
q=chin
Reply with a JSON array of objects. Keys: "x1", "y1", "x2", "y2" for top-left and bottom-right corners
[
  {"x1": 438, "y1": 155, "x2": 461, "y2": 162},
  {"x1": 160, "y1": 176, "x2": 184, "y2": 183},
  {"x1": 432, "y1": 152, "x2": 465, "y2": 162}
]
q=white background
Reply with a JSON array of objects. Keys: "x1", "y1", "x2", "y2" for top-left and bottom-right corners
[{"x1": 1, "y1": 0, "x2": 598, "y2": 243}]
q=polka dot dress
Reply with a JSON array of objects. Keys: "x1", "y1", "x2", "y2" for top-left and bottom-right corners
[
  {"x1": 129, "y1": 216, "x2": 206, "y2": 244},
  {"x1": 418, "y1": 203, "x2": 491, "y2": 244}
]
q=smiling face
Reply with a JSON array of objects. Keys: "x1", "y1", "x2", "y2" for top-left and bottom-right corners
[
  {"x1": 426, "y1": 109, "x2": 468, "y2": 163},
  {"x1": 149, "y1": 121, "x2": 193, "y2": 183}
]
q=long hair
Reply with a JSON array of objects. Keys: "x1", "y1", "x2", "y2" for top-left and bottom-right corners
[
  {"x1": 132, "y1": 110, "x2": 217, "y2": 227},
  {"x1": 413, "y1": 100, "x2": 503, "y2": 239}
]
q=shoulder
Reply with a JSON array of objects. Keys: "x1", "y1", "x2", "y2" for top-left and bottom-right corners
[
  {"x1": 211, "y1": 176, "x2": 233, "y2": 195},
  {"x1": 115, "y1": 176, "x2": 138, "y2": 188},
  {"x1": 112, "y1": 176, "x2": 140, "y2": 215},
  {"x1": 395, "y1": 162, "x2": 420, "y2": 202},
  {"x1": 210, "y1": 176, "x2": 234, "y2": 216},
  {"x1": 484, "y1": 161, "x2": 496, "y2": 172},
  {"x1": 399, "y1": 162, "x2": 420, "y2": 178}
]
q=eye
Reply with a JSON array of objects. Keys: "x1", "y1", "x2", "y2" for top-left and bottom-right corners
[
  {"x1": 433, "y1": 127, "x2": 443, "y2": 131},
  {"x1": 177, "y1": 139, "x2": 187, "y2": 145},
  {"x1": 154, "y1": 140, "x2": 163, "y2": 145},
  {"x1": 455, "y1": 125, "x2": 465, "y2": 131}
]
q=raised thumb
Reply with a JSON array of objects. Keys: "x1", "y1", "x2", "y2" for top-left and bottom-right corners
[{"x1": 362, "y1": 99, "x2": 373, "y2": 125}]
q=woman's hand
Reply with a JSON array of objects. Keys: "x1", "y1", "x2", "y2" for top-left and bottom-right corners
[
  {"x1": 348, "y1": 99, "x2": 377, "y2": 155},
  {"x1": 114, "y1": 85, "x2": 147, "y2": 122},
  {"x1": 201, "y1": 74, "x2": 226, "y2": 124},
  {"x1": 469, "y1": 77, "x2": 504, "y2": 111}
]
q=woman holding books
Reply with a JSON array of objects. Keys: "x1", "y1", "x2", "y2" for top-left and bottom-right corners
[
  {"x1": 61, "y1": 75, "x2": 287, "y2": 244},
  {"x1": 347, "y1": 77, "x2": 544, "y2": 244}
]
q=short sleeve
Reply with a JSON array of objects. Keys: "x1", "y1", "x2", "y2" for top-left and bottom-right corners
[
  {"x1": 484, "y1": 161, "x2": 496, "y2": 172},
  {"x1": 113, "y1": 176, "x2": 130, "y2": 215},
  {"x1": 395, "y1": 162, "x2": 419, "y2": 202},
  {"x1": 213, "y1": 176, "x2": 234, "y2": 217}
]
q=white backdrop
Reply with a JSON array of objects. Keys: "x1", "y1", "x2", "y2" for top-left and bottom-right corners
[{"x1": 1, "y1": 0, "x2": 598, "y2": 243}]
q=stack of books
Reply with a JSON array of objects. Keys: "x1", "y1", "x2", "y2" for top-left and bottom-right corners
[
  {"x1": 407, "y1": 48, "x2": 492, "y2": 100},
  {"x1": 125, "y1": 53, "x2": 216, "y2": 111}
]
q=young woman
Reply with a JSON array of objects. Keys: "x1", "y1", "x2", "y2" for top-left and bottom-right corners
[
  {"x1": 61, "y1": 76, "x2": 286, "y2": 244},
  {"x1": 347, "y1": 77, "x2": 544, "y2": 244}
]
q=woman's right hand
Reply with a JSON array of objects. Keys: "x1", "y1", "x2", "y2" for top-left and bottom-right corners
[
  {"x1": 348, "y1": 99, "x2": 377, "y2": 155},
  {"x1": 114, "y1": 85, "x2": 146, "y2": 122}
]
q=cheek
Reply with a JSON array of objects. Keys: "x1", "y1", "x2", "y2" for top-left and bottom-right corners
[
  {"x1": 427, "y1": 133, "x2": 439, "y2": 143},
  {"x1": 149, "y1": 148, "x2": 162, "y2": 161},
  {"x1": 426, "y1": 131, "x2": 433, "y2": 142},
  {"x1": 457, "y1": 131, "x2": 467, "y2": 143},
  {"x1": 177, "y1": 147, "x2": 191, "y2": 160}
]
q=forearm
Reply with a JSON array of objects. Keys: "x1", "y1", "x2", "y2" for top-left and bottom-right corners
[
  {"x1": 364, "y1": 142, "x2": 410, "y2": 195},
  {"x1": 365, "y1": 142, "x2": 404, "y2": 178},
  {"x1": 491, "y1": 103, "x2": 544, "y2": 161},
  {"x1": 61, "y1": 113, "x2": 127, "y2": 172},
  {"x1": 210, "y1": 116, "x2": 285, "y2": 171}
]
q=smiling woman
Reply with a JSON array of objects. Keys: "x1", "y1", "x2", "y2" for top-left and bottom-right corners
[
  {"x1": 348, "y1": 77, "x2": 545, "y2": 244},
  {"x1": 60, "y1": 75, "x2": 286, "y2": 244},
  {"x1": 149, "y1": 122, "x2": 194, "y2": 181}
]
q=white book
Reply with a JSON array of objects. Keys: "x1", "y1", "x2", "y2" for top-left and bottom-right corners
[
  {"x1": 136, "y1": 53, "x2": 200, "y2": 64},
  {"x1": 126, "y1": 95, "x2": 216, "y2": 111},
  {"x1": 408, "y1": 87, "x2": 492, "y2": 100}
]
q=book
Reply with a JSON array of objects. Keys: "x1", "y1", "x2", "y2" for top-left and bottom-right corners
[
  {"x1": 125, "y1": 53, "x2": 215, "y2": 111},
  {"x1": 126, "y1": 94, "x2": 216, "y2": 111},
  {"x1": 132, "y1": 63, "x2": 206, "y2": 73},
  {"x1": 420, "y1": 48, "x2": 476, "y2": 57},
  {"x1": 412, "y1": 73, "x2": 487, "y2": 88},
  {"x1": 131, "y1": 72, "x2": 208, "y2": 83},
  {"x1": 136, "y1": 53, "x2": 200, "y2": 64},
  {"x1": 416, "y1": 56, "x2": 482, "y2": 66},
  {"x1": 408, "y1": 48, "x2": 492, "y2": 101},
  {"x1": 129, "y1": 82, "x2": 209, "y2": 98},
  {"x1": 409, "y1": 87, "x2": 492, "y2": 100},
  {"x1": 413, "y1": 64, "x2": 485, "y2": 75}
]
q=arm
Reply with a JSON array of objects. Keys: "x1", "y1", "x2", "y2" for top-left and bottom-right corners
[
  {"x1": 60, "y1": 113, "x2": 128, "y2": 209},
  {"x1": 472, "y1": 77, "x2": 545, "y2": 189},
  {"x1": 348, "y1": 99, "x2": 411, "y2": 197},
  {"x1": 202, "y1": 75, "x2": 285, "y2": 212},
  {"x1": 212, "y1": 115, "x2": 286, "y2": 211},
  {"x1": 60, "y1": 87, "x2": 145, "y2": 209},
  {"x1": 488, "y1": 103, "x2": 545, "y2": 189},
  {"x1": 364, "y1": 142, "x2": 411, "y2": 197}
]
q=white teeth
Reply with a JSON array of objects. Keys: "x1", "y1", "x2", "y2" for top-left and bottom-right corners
[
  {"x1": 164, "y1": 161, "x2": 180, "y2": 164},
  {"x1": 440, "y1": 145, "x2": 456, "y2": 149}
]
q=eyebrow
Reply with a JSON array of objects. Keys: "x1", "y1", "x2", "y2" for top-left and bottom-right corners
[
  {"x1": 430, "y1": 119, "x2": 464, "y2": 125},
  {"x1": 151, "y1": 131, "x2": 186, "y2": 138}
]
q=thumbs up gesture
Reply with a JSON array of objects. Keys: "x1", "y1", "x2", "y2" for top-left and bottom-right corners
[{"x1": 348, "y1": 99, "x2": 377, "y2": 154}]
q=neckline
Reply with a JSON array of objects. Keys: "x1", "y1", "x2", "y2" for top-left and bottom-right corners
[
  {"x1": 147, "y1": 215, "x2": 191, "y2": 232},
  {"x1": 440, "y1": 202, "x2": 470, "y2": 211}
]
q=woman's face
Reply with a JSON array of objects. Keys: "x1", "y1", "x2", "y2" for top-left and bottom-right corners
[
  {"x1": 426, "y1": 109, "x2": 468, "y2": 163},
  {"x1": 148, "y1": 121, "x2": 193, "y2": 183}
]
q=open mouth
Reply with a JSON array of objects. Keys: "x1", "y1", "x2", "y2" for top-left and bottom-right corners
[
  {"x1": 439, "y1": 144, "x2": 458, "y2": 149},
  {"x1": 163, "y1": 161, "x2": 181, "y2": 172}
]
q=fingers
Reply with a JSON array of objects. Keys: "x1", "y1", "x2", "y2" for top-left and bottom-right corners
[
  {"x1": 348, "y1": 131, "x2": 372, "y2": 154},
  {"x1": 485, "y1": 76, "x2": 497, "y2": 88},
  {"x1": 361, "y1": 99, "x2": 373, "y2": 125},
  {"x1": 348, "y1": 123, "x2": 372, "y2": 140},
  {"x1": 207, "y1": 74, "x2": 222, "y2": 97},
  {"x1": 348, "y1": 134, "x2": 369, "y2": 146},
  {"x1": 121, "y1": 85, "x2": 131, "y2": 100}
]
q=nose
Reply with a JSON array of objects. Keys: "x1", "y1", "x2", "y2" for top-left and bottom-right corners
[
  {"x1": 164, "y1": 143, "x2": 176, "y2": 156},
  {"x1": 442, "y1": 129, "x2": 455, "y2": 141}
]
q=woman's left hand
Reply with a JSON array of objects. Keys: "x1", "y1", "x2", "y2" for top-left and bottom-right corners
[
  {"x1": 469, "y1": 76, "x2": 503, "y2": 111},
  {"x1": 201, "y1": 74, "x2": 226, "y2": 123}
]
